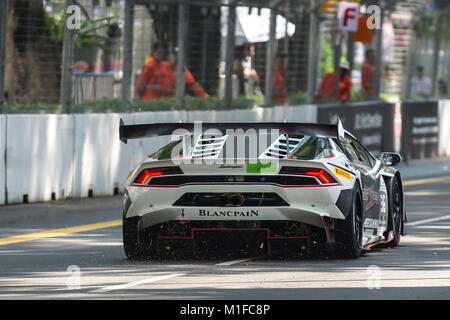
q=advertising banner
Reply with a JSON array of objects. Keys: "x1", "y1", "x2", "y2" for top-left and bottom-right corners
[
  {"x1": 401, "y1": 101, "x2": 439, "y2": 160},
  {"x1": 317, "y1": 102, "x2": 396, "y2": 156}
]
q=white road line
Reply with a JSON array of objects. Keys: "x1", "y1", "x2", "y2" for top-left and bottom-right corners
[
  {"x1": 90, "y1": 273, "x2": 185, "y2": 293},
  {"x1": 215, "y1": 259, "x2": 251, "y2": 266},
  {"x1": 405, "y1": 215, "x2": 450, "y2": 226}
]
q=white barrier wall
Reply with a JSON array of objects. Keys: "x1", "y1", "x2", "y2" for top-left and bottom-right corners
[
  {"x1": 5, "y1": 115, "x2": 74, "y2": 204},
  {"x1": 439, "y1": 100, "x2": 450, "y2": 157},
  {"x1": 2, "y1": 105, "x2": 317, "y2": 204},
  {"x1": 0, "y1": 116, "x2": 5, "y2": 205}
]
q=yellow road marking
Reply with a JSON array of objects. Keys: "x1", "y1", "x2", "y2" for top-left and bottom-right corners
[
  {"x1": 0, "y1": 219, "x2": 122, "y2": 246},
  {"x1": 403, "y1": 175, "x2": 450, "y2": 187},
  {"x1": 1, "y1": 174, "x2": 450, "y2": 246}
]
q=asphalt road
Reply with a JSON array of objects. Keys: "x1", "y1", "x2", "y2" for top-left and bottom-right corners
[{"x1": 0, "y1": 178, "x2": 450, "y2": 300}]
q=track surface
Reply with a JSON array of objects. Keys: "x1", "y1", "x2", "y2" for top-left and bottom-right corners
[{"x1": 0, "y1": 179, "x2": 450, "y2": 300}]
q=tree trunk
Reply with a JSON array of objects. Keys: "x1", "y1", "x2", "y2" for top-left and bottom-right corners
[{"x1": 5, "y1": 0, "x2": 62, "y2": 105}]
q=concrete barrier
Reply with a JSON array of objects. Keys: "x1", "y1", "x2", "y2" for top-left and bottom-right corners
[
  {"x1": 0, "y1": 103, "x2": 371, "y2": 205},
  {"x1": 0, "y1": 116, "x2": 5, "y2": 205},
  {"x1": 439, "y1": 100, "x2": 450, "y2": 157},
  {"x1": 5, "y1": 114, "x2": 74, "y2": 204}
]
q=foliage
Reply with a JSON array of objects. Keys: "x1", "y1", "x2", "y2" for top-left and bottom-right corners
[
  {"x1": 288, "y1": 90, "x2": 308, "y2": 104},
  {"x1": 44, "y1": 9, "x2": 118, "y2": 52},
  {"x1": 3, "y1": 103, "x2": 60, "y2": 113},
  {"x1": 320, "y1": 35, "x2": 335, "y2": 76},
  {"x1": 2, "y1": 96, "x2": 266, "y2": 113},
  {"x1": 416, "y1": 9, "x2": 450, "y2": 40}
]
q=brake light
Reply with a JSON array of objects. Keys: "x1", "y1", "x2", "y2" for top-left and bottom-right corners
[
  {"x1": 305, "y1": 169, "x2": 335, "y2": 184},
  {"x1": 279, "y1": 167, "x2": 337, "y2": 184},
  {"x1": 133, "y1": 167, "x2": 183, "y2": 185},
  {"x1": 135, "y1": 170, "x2": 163, "y2": 184}
]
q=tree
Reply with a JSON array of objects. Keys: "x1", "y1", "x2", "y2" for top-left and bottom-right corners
[{"x1": 5, "y1": 0, "x2": 62, "y2": 104}]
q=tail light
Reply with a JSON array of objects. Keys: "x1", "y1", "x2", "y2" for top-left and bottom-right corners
[
  {"x1": 279, "y1": 167, "x2": 337, "y2": 184},
  {"x1": 133, "y1": 167, "x2": 183, "y2": 185}
]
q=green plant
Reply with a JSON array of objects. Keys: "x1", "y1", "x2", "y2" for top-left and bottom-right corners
[
  {"x1": 71, "y1": 98, "x2": 121, "y2": 113},
  {"x1": 44, "y1": 10, "x2": 118, "y2": 52},
  {"x1": 184, "y1": 96, "x2": 223, "y2": 111},
  {"x1": 131, "y1": 98, "x2": 175, "y2": 112},
  {"x1": 288, "y1": 90, "x2": 307, "y2": 104}
]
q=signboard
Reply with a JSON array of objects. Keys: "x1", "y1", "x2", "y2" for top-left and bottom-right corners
[
  {"x1": 354, "y1": 16, "x2": 374, "y2": 43},
  {"x1": 338, "y1": 2, "x2": 360, "y2": 32},
  {"x1": 401, "y1": 101, "x2": 439, "y2": 160},
  {"x1": 318, "y1": 102, "x2": 396, "y2": 156}
]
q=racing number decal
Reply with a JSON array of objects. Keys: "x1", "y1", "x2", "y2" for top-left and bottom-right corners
[
  {"x1": 379, "y1": 178, "x2": 388, "y2": 230},
  {"x1": 334, "y1": 167, "x2": 352, "y2": 181}
]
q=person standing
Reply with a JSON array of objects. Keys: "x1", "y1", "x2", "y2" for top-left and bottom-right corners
[
  {"x1": 361, "y1": 49, "x2": 375, "y2": 98},
  {"x1": 411, "y1": 66, "x2": 432, "y2": 98},
  {"x1": 136, "y1": 42, "x2": 166, "y2": 101},
  {"x1": 273, "y1": 53, "x2": 288, "y2": 105},
  {"x1": 241, "y1": 44, "x2": 260, "y2": 95},
  {"x1": 161, "y1": 47, "x2": 209, "y2": 98},
  {"x1": 316, "y1": 61, "x2": 352, "y2": 103}
]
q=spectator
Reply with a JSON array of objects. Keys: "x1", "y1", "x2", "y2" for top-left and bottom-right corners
[
  {"x1": 241, "y1": 44, "x2": 260, "y2": 95},
  {"x1": 411, "y1": 66, "x2": 432, "y2": 98},
  {"x1": 136, "y1": 42, "x2": 166, "y2": 101},
  {"x1": 273, "y1": 53, "x2": 288, "y2": 105},
  {"x1": 161, "y1": 47, "x2": 209, "y2": 98},
  {"x1": 361, "y1": 49, "x2": 375, "y2": 98},
  {"x1": 316, "y1": 61, "x2": 352, "y2": 103}
]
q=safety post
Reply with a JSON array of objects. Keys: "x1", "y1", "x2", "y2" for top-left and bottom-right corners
[
  {"x1": 307, "y1": 0, "x2": 319, "y2": 104},
  {"x1": 264, "y1": 5, "x2": 278, "y2": 107},
  {"x1": 0, "y1": 0, "x2": 7, "y2": 113},
  {"x1": 60, "y1": 0, "x2": 75, "y2": 114},
  {"x1": 373, "y1": 1, "x2": 384, "y2": 100},
  {"x1": 175, "y1": 1, "x2": 189, "y2": 110},
  {"x1": 121, "y1": 0, "x2": 134, "y2": 112},
  {"x1": 224, "y1": 2, "x2": 237, "y2": 110}
]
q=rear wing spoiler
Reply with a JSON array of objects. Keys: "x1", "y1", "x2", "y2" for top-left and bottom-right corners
[{"x1": 119, "y1": 118, "x2": 345, "y2": 144}]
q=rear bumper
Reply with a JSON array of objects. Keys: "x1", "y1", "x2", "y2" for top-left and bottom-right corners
[{"x1": 126, "y1": 184, "x2": 346, "y2": 229}]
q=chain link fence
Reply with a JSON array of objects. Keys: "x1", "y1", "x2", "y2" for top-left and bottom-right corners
[{"x1": 0, "y1": 0, "x2": 447, "y2": 113}]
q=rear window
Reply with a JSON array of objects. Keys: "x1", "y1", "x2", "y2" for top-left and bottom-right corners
[
  {"x1": 291, "y1": 136, "x2": 334, "y2": 160},
  {"x1": 151, "y1": 140, "x2": 183, "y2": 160}
]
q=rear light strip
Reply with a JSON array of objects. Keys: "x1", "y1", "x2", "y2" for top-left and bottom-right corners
[
  {"x1": 132, "y1": 167, "x2": 183, "y2": 185},
  {"x1": 279, "y1": 167, "x2": 338, "y2": 185}
]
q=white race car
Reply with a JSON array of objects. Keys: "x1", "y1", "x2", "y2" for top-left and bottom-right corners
[{"x1": 119, "y1": 120, "x2": 406, "y2": 259}]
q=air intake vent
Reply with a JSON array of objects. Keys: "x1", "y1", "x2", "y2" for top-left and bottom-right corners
[
  {"x1": 260, "y1": 134, "x2": 303, "y2": 159},
  {"x1": 191, "y1": 135, "x2": 227, "y2": 159}
]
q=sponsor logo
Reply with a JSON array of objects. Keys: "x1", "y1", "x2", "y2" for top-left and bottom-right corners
[
  {"x1": 199, "y1": 209, "x2": 259, "y2": 217},
  {"x1": 246, "y1": 162, "x2": 278, "y2": 174},
  {"x1": 218, "y1": 164, "x2": 243, "y2": 169},
  {"x1": 334, "y1": 167, "x2": 352, "y2": 181}
]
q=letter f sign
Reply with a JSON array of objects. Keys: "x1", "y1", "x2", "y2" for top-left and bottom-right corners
[{"x1": 338, "y1": 2, "x2": 360, "y2": 32}]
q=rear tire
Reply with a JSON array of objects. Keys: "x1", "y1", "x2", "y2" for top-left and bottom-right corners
[
  {"x1": 337, "y1": 185, "x2": 364, "y2": 259},
  {"x1": 123, "y1": 216, "x2": 159, "y2": 260},
  {"x1": 123, "y1": 216, "x2": 141, "y2": 259},
  {"x1": 387, "y1": 178, "x2": 402, "y2": 247}
]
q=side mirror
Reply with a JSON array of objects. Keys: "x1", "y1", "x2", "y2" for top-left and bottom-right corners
[{"x1": 381, "y1": 152, "x2": 402, "y2": 166}]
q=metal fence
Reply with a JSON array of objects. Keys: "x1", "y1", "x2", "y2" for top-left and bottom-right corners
[{"x1": 0, "y1": 0, "x2": 447, "y2": 114}]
